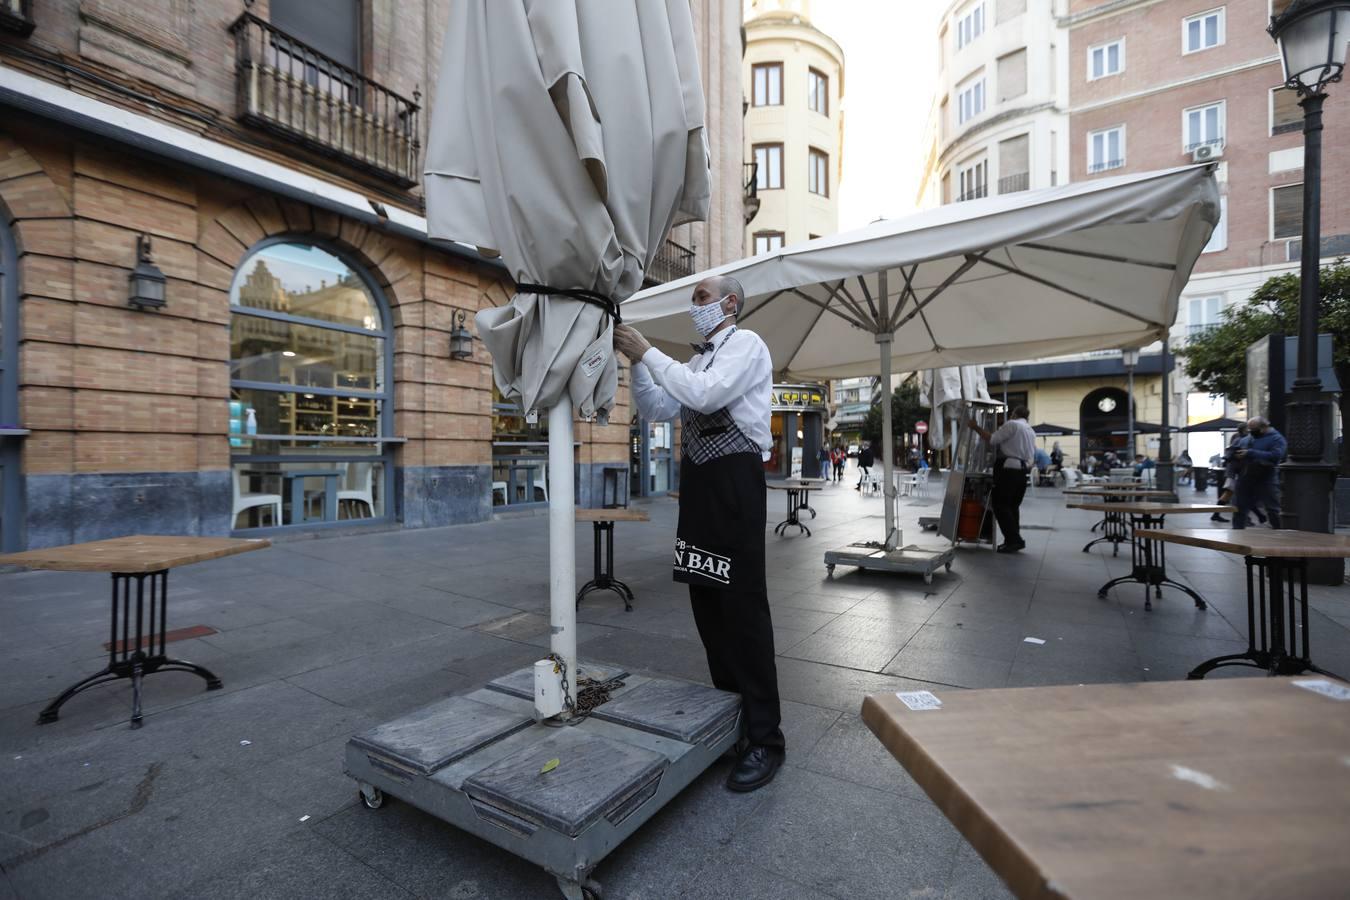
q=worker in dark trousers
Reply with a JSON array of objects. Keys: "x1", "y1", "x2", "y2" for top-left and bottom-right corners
[
  {"x1": 1233, "y1": 416, "x2": 1286, "y2": 529},
  {"x1": 614, "y1": 275, "x2": 785, "y2": 793},
  {"x1": 969, "y1": 405, "x2": 1036, "y2": 553}
]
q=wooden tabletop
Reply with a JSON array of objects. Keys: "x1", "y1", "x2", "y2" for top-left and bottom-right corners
[
  {"x1": 574, "y1": 508, "x2": 650, "y2": 523},
  {"x1": 1136, "y1": 527, "x2": 1350, "y2": 558},
  {"x1": 1066, "y1": 501, "x2": 1235, "y2": 515},
  {"x1": 862, "y1": 677, "x2": 1350, "y2": 900},
  {"x1": 1062, "y1": 487, "x2": 1174, "y2": 497},
  {"x1": 0, "y1": 535, "x2": 271, "y2": 573}
]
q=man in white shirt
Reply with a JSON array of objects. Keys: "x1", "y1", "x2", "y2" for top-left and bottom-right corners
[
  {"x1": 613, "y1": 275, "x2": 785, "y2": 793},
  {"x1": 968, "y1": 405, "x2": 1036, "y2": 553}
]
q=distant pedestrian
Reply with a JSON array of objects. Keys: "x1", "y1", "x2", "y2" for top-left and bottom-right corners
[
  {"x1": 855, "y1": 442, "x2": 874, "y2": 491},
  {"x1": 817, "y1": 444, "x2": 831, "y2": 480},
  {"x1": 831, "y1": 446, "x2": 846, "y2": 482},
  {"x1": 1212, "y1": 425, "x2": 1249, "y2": 522},
  {"x1": 1233, "y1": 416, "x2": 1286, "y2": 530}
]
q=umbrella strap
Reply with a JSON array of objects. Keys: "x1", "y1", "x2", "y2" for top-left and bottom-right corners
[{"x1": 516, "y1": 283, "x2": 621, "y2": 324}]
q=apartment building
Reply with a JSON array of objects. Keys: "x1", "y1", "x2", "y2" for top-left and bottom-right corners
[
  {"x1": 0, "y1": 0, "x2": 744, "y2": 551},
  {"x1": 1066, "y1": 0, "x2": 1350, "y2": 458}
]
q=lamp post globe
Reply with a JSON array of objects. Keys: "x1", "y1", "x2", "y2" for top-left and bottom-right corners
[{"x1": 1268, "y1": 0, "x2": 1345, "y2": 578}]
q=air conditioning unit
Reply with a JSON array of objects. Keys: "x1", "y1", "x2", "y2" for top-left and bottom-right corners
[{"x1": 1192, "y1": 143, "x2": 1225, "y2": 163}]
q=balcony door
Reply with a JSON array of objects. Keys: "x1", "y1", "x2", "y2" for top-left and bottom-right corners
[
  {"x1": 0, "y1": 215, "x2": 20, "y2": 552},
  {"x1": 269, "y1": 0, "x2": 361, "y2": 100}
]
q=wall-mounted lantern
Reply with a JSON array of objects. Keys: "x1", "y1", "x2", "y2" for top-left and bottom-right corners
[
  {"x1": 128, "y1": 234, "x2": 167, "y2": 310},
  {"x1": 450, "y1": 309, "x2": 474, "y2": 359}
]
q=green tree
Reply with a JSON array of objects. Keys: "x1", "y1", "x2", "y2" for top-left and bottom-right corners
[
  {"x1": 860, "y1": 380, "x2": 926, "y2": 455},
  {"x1": 1177, "y1": 258, "x2": 1350, "y2": 473}
]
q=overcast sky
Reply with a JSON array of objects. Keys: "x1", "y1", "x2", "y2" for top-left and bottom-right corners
[{"x1": 808, "y1": 1, "x2": 944, "y2": 229}]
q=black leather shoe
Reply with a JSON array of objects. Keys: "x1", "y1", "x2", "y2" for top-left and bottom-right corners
[
  {"x1": 996, "y1": 541, "x2": 1024, "y2": 554},
  {"x1": 726, "y1": 745, "x2": 785, "y2": 793},
  {"x1": 1210, "y1": 514, "x2": 1228, "y2": 522}
]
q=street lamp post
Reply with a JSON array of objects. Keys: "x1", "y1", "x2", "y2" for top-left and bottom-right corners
[
  {"x1": 1121, "y1": 349, "x2": 1140, "y2": 462},
  {"x1": 1268, "y1": 0, "x2": 1347, "y2": 547}
]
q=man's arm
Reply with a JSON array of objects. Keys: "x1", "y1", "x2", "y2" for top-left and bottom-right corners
[
  {"x1": 640, "y1": 337, "x2": 769, "y2": 414},
  {"x1": 629, "y1": 362, "x2": 682, "y2": 423},
  {"x1": 1245, "y1": 433, "x2": 1288, "y2": 465}
]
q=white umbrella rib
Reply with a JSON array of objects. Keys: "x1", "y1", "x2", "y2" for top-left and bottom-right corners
[
  {"x1": 833, "y1": 282, "x2": 875, "y2": 327},
  {"x1": 891, "y1": 253, "x2": 986, "y2": 334},
  {"x1": 788, "y1": 287, "x2": 873, "y2": 331},
  {"x1": 1018, "y1": 242, "x2": 1178, "y2": 271}
]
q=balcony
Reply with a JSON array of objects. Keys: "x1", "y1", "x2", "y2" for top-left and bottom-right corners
[
  {"x1": 998, "y1": 172, "x2": 1029, "y2": 195},
  {"x1": 231, "y1": 13, "x2": 420, "y2": 187},
  {"x1": 1087, "y1": 159, "x2": 1124, "y2": 174},
  {"x1": 0, "y1": 0, "x2": 34, "y2": 36},
  {"x1": 646, "y1": 238, "x2": 695, "y2": 286},
  {"x1": 743, "y1": 161, "x2": 760, "y2": 225},
  {"x1": 1186, "y1": 323, "x2": 1219, "y2": 342},
  {"x1": 956, "y1": 185, "x2": 987, "y2": 202}
]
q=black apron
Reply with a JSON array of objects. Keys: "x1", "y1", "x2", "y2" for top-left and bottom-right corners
[{"x1": 671, "y1": 331, "x2": 767, "y2": 594}]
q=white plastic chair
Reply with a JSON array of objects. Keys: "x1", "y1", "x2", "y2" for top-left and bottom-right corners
[
  {"x1": 232, "y1": 468, "x2": 282, "y2": 528},
  {"x1": 492, "y1": 481, "x2": 508, "y2": 505},
  {"x1": 338, "y1": 462, "x2": 376, "y2": 518},
  {"x1": 1063, "y1": 468, "x2": 1081, "y2": 488}
]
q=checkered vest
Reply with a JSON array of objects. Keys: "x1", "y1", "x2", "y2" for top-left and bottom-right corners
[{"x1": 681, "y1": 329, "x2": 762, "y2": 464}]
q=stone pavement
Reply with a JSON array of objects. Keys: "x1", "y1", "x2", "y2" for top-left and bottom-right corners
[{"x1": 2, "y1": 469, "x2": 1348, "y2": 900}]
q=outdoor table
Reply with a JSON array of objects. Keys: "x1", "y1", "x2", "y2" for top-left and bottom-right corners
[
  {"x1": 1137, "y1": 528, "x2": 1350, "y2": 680},
  {"x1": 1064, "y1": 487, "x2": 1176, "y2": 552},
  {"x1": 782, "y1": 477, "x2": 826, "y2": 519},
  {"x1": 861, "y1": 677, "x2": 1350, "y2": 900},
  {"x1": 767, "y1": 482, "x2": 811, "y2": 537},
  {"x1": 0, "y1": 535, "x2": 270, "y2": 728},
  {"x1": 574, "y1": 508, "x2": 650, "y2": 612},
  {"x1": 1065, "y1": 502, "x2": 1233, "y2": 610}
]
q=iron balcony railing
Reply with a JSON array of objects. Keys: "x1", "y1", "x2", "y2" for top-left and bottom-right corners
[
  {"x1": 1087, "y1": 159, "x2": 1124, "y2": 174},
  {"x1": 743, "y1": 161, "x2": 760, "y2": 224},
  {"x1": 0, "y1": 0, "x2": 34, "y2": 36},
  {"x1": 231, "y1": 13, "x2": 420, "y2": 187},
  {"x1": 998, "y1": 172, "x2": 1029, "y2": 195},
  {"x1": 646, "y1": 238, "x2": 696, "y2": 285},
  {"x1": 1187, "y1": 323, "x2": 1219, "y2": 342},
  {"x1": 956, "y1": 185, "x2": 987, "y2": 202}
]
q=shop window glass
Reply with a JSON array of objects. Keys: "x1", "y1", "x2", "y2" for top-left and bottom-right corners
[{"x1": 229, "y1": 242, "x2": 391, "y2": 529}]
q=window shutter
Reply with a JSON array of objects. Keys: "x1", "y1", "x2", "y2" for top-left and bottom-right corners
[
  {"x1": 1273, "y1": 185, "x2": 1303, "y2": 239},
  {"x1": 996, "y1": 0, "x2": 1026, "y2": 24},
  {"x1": 1271, "y1": 88, "x2": 1302, "y2": 135},
  {"x1": 998, "y1": 49, "x2": 1027, "y2": 102},
  {"x1": 271, "y1": 0, "x2": 361, "y2": 69}
]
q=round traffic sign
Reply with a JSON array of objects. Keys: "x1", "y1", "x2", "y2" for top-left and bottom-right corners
[{"x1": 915, "y1": 421, "x2": 929, "y2": 434}]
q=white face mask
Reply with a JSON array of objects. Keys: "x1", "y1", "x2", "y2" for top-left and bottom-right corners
[{"x1": 689, "y1": 294, "x2": 732, "y2": 337}]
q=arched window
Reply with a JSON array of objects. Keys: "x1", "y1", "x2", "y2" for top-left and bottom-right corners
[
  {"x1": 0, "y1": 214, "x2": 20, "y2": 551},
  {"x1": 1079, "y1": 386, "x2": 1132, "y2": 455},
  {"x1": 229, "y1": 241, "x2": 393, "y2": 530}
]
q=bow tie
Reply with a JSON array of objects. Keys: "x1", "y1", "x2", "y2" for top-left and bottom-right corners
[{"x1": 690, "y1": 341, "x2": 714, "y2": 354}]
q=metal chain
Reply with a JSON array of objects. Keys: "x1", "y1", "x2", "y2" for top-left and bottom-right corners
[
  {"x1": 547, "y1": 652, "x2": 576, "y2": 714},
  {"x1": 545, "y1": 653, "x2": 625, "y2": 721}
]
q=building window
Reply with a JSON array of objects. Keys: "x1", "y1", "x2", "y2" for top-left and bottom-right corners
[
  {"x1": 1188, "y1": 296, "x2": 1224, "y2": 337},
  {"x1": 1087, "y1": 126, "x2": 1125, "y2": 173},
  {"x1": 808, "y1": 68, "x2": 828, "y2": 115},
  {"x1": 808, "y1": 148, "x2": 829, "y2": 197},
  {"x1": 753, "y1": 143, "x2": 783, "y2": 190},
  {"x1": 997, "y1": 48, "x2": 1027, "y2": 101},
  {"x1": 229, "y1": 241, "x2": 391, "y2": 529},
  {"x1": 1271, "y1": 86, "x2": 1302, "y2": 135},
  {"x1": 957, "y1": 159, "x2": 988, "y2": 201},
  {"x1": 1088, "y1": 39, "x2": 1124, "y2": 80},
  {"x1": 957, "y1": 76, "x2": 986, "y2": 124},
  {"x1": 1272, "y1": 183, "x2": 1302, "y2": 239},
  {"x1": 752, "y1": 62, "x2": 783, "y2": 107},
  {"x1": 1184, "y1": 101, "x2": 1225, "y2": 152},
  {"x1": 998, "y1": 134, "x2": 1030, "y2": 194},
  {"x1": 956, "y1": 2, "x2": 984, "y2": 49},
  {"x1": 754, "y1": 231, "x2": 785, "y2": 255},
  {"x1": 996, "y1": 0, "x2": 1027, "y2": 24},
  {"x1": 1203, "y1": 196, "x2": 1228, "y2": 253},
  {"x1": 1183, "y1": 8, "x2": 1224, "y2": 54}
]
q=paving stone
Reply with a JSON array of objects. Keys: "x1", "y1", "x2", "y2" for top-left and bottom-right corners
[
  {"x1": 884, "y1": 647, "x2": 1014, "y2": 689},
  {"x1": 798, "y1": 711, "x2": 928, "y2": 800},
  {"x1": 944, "y1": 835, "x2": 1016, "y2": 900},
  {"x1": 781, "y1": 632, "x2": 904, "y2": 673}
]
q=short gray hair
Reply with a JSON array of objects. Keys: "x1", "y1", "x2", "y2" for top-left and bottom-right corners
[{"x1": 717, "y1": 276, "x2": 746, "y2": 316}]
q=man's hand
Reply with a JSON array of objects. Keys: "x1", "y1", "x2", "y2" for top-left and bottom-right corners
[{"x1": 613, "y1": 324, "x2": 652, "y2": 363}]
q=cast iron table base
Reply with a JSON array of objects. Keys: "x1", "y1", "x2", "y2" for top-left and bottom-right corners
[
  {"x1": 576, "y1": 520, "x2": 635, "y2": 612},
  {"x1": 1096, "y1": 512, "x2": 1207, "y2": 611},
  {"x1": 1188, "y1": 556, "x2": 1344, "y2": 680},
  {"x1": 37, "y1": 571, "x2": 223, "y2": 729},
  {"x1": 772, "y1": 486, "x2": 811, "y2": 537}
]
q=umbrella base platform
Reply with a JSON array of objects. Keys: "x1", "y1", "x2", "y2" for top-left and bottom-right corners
[
  {"x1": 823, "y1": 542, "x2": 956, "y2": 585},
  {"x1": 345, "y1": 662, "x2": 742, "y2": 900}
]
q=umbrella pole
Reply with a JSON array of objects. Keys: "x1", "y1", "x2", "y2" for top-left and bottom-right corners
[
  {"x1": 548, "y1": 400, "x2": 577, "y2": 715},
  {"x1": 877, "y1": 270, "x2": 898, "y2": 550}
]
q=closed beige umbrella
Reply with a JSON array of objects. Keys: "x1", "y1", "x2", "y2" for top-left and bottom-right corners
[{"x1": 424, "y1": 0, "x2": 711, "y2": 707}]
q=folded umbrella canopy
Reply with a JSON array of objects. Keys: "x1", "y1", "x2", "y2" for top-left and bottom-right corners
[
  {"x1": 425, "y1": 0, "x2": 711, "y2": 706},
  {"x1": 1184, "y1": 415, "x2": 1245, "y2": 433},
  {"x1": 624, "y1": 165, "x2": 1219, "y2": 549}
]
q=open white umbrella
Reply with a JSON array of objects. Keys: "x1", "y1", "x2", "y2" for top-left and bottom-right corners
[
  {"x1": 623, "y1": 165, "x2": 1220, "y2": 550},
  {"x1": 425, "y1": 0, "x2": 711, "y2": 707}
]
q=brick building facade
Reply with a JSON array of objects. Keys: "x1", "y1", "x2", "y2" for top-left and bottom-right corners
[{"x1": 0, "y1": 0, "x2": 744, "y2": 552}]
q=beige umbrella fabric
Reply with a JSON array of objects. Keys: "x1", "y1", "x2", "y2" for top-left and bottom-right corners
[{"x1": 424, "y1": 0, "x2": 711, "y2": 421}]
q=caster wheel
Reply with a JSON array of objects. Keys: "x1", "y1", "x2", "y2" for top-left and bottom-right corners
[
  {"x1": 923, "y1": 573, "x2": 933, "y2": 585},
  {"x1": 944, "y1": 562, "x2": 953, "y2": 572},
  {"x1": 825, "y1": 564, "x2": 835, "y2": 576},
  {"x1": 359, "y1": 786, "x2": 384, "y2": 810}
]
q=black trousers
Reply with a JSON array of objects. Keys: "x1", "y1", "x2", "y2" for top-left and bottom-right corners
[
  {"x1": 689, "y1": 584, "x2": 785, "y2": 750},
  {"x1": 992, "y1": 465, "x2": 1028, "y2": 545}
]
